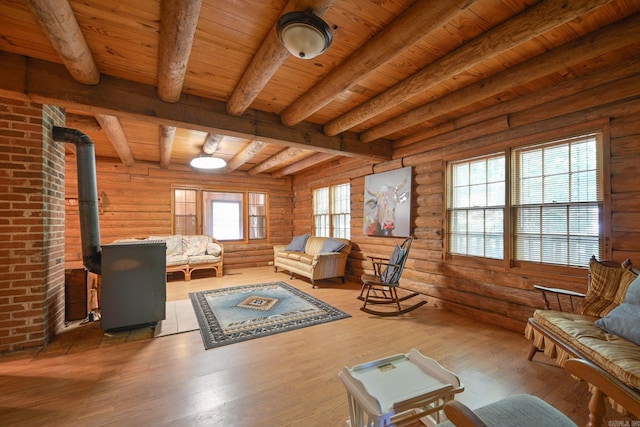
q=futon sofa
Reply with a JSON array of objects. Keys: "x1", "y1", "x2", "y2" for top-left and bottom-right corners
[
  {"x1": 273, "y1": 234, "x2": 351, "y2": 287},
  {"x1": 116, "y1": 235, "x2": 223, "y2": 281},
  {"x1": 524, "y1": 256, "x2": 640, "y2": 417}
]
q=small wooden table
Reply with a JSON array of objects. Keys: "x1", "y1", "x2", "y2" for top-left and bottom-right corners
[{"x1": 338, "y1": 349, "x2": 464, "y2": 427}]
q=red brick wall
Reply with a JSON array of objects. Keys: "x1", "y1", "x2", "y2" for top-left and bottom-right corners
[{"x1": 0, "y1": 97, "x2": 66, "y2": 353}]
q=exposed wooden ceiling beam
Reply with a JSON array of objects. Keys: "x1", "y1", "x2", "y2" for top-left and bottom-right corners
[
  {"x1": 226, "y1": 0, "x2": 335, "y2": 116},
  {"x1": 65, "y1": 113, "x2": 102, "y2": 132},
  {"x1": 363, "y1": 11, "x2": 640, "y2": 142},
  {"x1": 280, "y1": 0, "x2": 473, "y2": 126},
  {"x1": 159, "y1": 125, "x2": 176, "y2": 169},
  {"x1": 157, "y1": 0, "x2": 202, "y2": 102},
  {"x1": 0, "y1": 52, "x2": 391, "y2": 161},
  {"x1": 25, "y1": 0, "x2": 99, "y2": 85},
  {"x1": 323, "y1": 0, "x2": 615, "y2": 137},
  {"x1": 271, "y1": 152, "x2": 336, "y2": 177},
  {"x1": 225, "y1": 140, "x2": 268, "y2": 171},
  {"x1": 95, "y1": 114, "x2": 135, "y2": 166},
  {"x1": 248, "y1": 147, "x2": 303, "y2": 175},
  {"x1": 202, "y1": 133, "x2": 222, "y2": 154}
]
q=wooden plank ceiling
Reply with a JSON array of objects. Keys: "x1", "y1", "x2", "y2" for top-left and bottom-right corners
[{"x1": 1, "y1": 0, "x2": 639, "y2": 175}]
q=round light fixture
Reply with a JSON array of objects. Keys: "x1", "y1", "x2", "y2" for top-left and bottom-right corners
[
  {"x1": 190, "y1": 155, "x2": 226, "y2": 170},
  {"x1": 277, "y1": 11, "x2": 332, "y2": 59}
]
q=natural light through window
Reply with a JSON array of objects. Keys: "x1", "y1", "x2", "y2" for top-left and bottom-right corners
[
  {"x1": 173, "y1": 188, "x2": 268, "y2": 242},
  {"x1": 449, "y1": 154, "x2": 505, "y2": 259},
  {"x1": 313, "y1": 183, "x2": 350, "y2": 239},
  {"x1": 211, "y1": 200, "x2": 241, "y2": 240},
  {"x1": 447, "y1": 132, "x2": 603, "y2": 268},
  {"x1": 512, "y1": 134, "x2": 602, "y2": 266}
]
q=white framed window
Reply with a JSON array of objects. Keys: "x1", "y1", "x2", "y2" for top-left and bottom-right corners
[
  {"x1": 172, "y1": 188, "x2": 268, "y2": 242},
  {"x1": 448, "y1": 153, "x2": 505, "y2": 259},
  {"x1": 208, "y1": 193, "x2": 243, "y2": 240},
  {"x1": 446, "y1": 132, "x2": 603, "y2": 268},
  {"x1": 313, "y1": 183, "x2": 350, "y2": 239}
]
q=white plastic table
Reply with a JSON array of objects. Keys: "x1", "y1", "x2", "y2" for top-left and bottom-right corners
[{"x1": 338, "y1": 349, "x2": 464, "y2": 427}]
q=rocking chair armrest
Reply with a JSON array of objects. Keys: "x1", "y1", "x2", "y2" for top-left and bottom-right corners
[{"x1": 533, "y1": 285, "x2": 586, "y2": 312}]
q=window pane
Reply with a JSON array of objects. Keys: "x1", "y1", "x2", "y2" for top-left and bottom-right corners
[
  {"x1": 485, "y1": 209, "x2": 503, "y2": 233},
  {"x1": 469, "y1": 184, "x2": 487, "y2": 207},
  {"x1": 517, "y1": 207, "x2": 541, "y2": 234},
  {"x1": 469, "y1": 160, "x2": 486, "y2": 185},
  {"x1": 468, "y1": 234, "x2": 484, "y2": 257},
  {"x1": 487, "y1": 182, "x2": 504, "y2": 206},
  {"x1": 454, "y1": 186, "x2": 469, "y2": 208},
  {"x1": 487, "y1": 156, "x2": 505, "y2": 182},
  {"x1": 544, "y1": 174, "x2": 570, "y2": 203},
  {"x1": 468, "y1": 210, "x2": 485, "y2": 233},
  {"x1": 541, "y1": 206, "x2": 567, "y2": 234},
  {"x1": 569, "y1": 205, "x2": 599, "y2": 235},
  {"x1": 453, "y1": 210, "x2": 467, "y2": 233}
]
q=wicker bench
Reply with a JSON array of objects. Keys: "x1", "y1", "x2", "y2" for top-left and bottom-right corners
[{"x1": 116, "y1": 235, "x2": 223, "y2": 281}]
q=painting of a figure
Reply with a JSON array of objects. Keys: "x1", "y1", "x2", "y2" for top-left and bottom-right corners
[{"x1": 363, "y1": 166, "x2": 412, "y2": 237}]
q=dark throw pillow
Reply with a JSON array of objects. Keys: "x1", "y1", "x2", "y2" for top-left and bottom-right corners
[
  {"x1": 380, "y1": 245, "x2": 406, "y2": 284},
  {"x1": 321, "y1": 238, "x2": 346, "y2": 253},
  {"x1": 285, "y1": 234, "x2": 310, "y2": 252}
]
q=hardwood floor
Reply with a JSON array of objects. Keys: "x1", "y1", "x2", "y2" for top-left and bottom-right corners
[{"x1": 0, "y1": 267, "x2": 636, "y2": 426}]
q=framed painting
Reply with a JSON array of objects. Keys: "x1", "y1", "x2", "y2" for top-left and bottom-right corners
[{"x1": 363, "y1": 166, "x2": 412, "y2": 237}]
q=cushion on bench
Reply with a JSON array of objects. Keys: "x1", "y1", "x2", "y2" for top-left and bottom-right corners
[
  {"x1": 529, "y1": 310, "x2": 640, "y2": 390},
  {"x1": 579, "y1": 257, "x2": 636, "y2": 317}
]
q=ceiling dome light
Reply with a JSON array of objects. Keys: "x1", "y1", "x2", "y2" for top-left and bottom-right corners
[
  {"x1": 190, "y1": 155, "x2": 226, "y2": 170},
  {"x1": 277, "y1": 11, "x2": 332, "y2": 59}
]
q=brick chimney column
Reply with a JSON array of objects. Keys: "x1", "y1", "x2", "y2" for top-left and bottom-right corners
[{"x1": 0, "y1": 97, "x2": 66, "y2": 353}]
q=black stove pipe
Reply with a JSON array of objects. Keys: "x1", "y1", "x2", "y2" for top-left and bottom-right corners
[{"x1": 53, "y1": 126, "x2": 102, "y2": 274}]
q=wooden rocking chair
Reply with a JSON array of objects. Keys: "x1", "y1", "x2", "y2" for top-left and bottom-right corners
[{"x1": 359, "y1": 237, "x2": 426, "y2": 316}]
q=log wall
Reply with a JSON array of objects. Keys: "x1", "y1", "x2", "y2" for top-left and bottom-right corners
[
  {"x1": 64, "y1": 159, "x2": 293, "y2": 271},
  {"x1": 293, "y1": 58, "x2": 640, "y2": 332},
  {"x1": 61, "y1": 57, "x2": 640, "y2": 333}
]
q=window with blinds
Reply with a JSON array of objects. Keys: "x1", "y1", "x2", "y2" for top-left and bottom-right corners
[
  {"x1": 313, "y1": 183, "x2": 351, "y2": 238},
  {"x1": 512, "y1": 134, "x2": 602, "y2": 266},
  {"x1": 448, "y1": 153, "x2": 505, "y2": 259},
  {"x1": 446, "y1": 131, "x2": 603, "y2": 268}
]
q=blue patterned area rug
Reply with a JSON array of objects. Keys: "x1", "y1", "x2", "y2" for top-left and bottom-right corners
[{"x1": 189, "y1": 281, "x2": 351, "y2": 350}]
